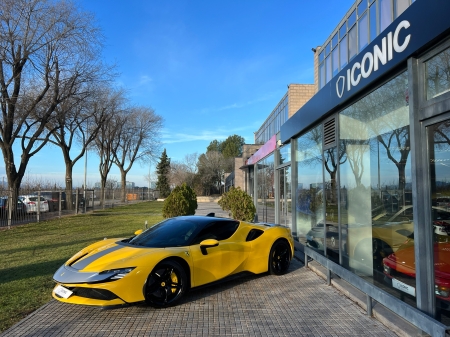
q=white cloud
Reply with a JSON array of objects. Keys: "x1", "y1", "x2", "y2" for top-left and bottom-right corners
[{"x1": 138, "y1": 75, "x2": 152, "y2": 85}]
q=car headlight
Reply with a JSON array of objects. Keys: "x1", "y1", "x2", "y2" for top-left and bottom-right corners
[
  {"x1": 99, "y1": 267, "x2": 135, "y2": 280},
  {"x1": 435, "y1": 285, "x2": 450, "y2": 298}
]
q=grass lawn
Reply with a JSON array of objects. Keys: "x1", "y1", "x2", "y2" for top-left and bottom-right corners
[{"x1": 0, "y1": 201, "x2": 164, "y2": 333}]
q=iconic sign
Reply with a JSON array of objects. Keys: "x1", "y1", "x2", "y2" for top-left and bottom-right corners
[{"x1": 336, "y1": 20, "x2": 411, "y2": 98}]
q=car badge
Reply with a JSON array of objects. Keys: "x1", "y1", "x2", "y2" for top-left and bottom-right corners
[{"x1": 184, "y1": 251, "x2": 190, "y2": 257}]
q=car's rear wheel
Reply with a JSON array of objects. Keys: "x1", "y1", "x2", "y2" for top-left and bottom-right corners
[
  {"x1": 269, "y1": 240, "x2": 291, "y2": 275},
  {"x1": 145, "y1": 260, "x2": 187, "y2": 308}
]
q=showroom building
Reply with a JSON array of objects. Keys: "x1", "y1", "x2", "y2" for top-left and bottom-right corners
[{"x1": 242, "y1": 0, "x2": 450, "y2": 335}]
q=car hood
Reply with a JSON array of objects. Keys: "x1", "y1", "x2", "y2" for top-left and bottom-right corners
[
  {"x1": 54, "y1": 238, "x2": 164, "y2": 284},
  {"x1": 385, "y1": 241, "x2": 450, "y2": 278},
  {"x1": 68, "y1": 241, "x2": 153, "y2": 272}
]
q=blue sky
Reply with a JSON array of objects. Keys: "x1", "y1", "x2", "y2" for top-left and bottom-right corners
[{"x1": 12, "y1": 0, "x2": 355, "y2": 188}]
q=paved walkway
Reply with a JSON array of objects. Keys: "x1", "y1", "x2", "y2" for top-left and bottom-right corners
[{"x1": 0, "y1": 203, "x2": 403, "y2": 337}]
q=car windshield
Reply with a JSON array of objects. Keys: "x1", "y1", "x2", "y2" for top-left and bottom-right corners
[{"x1": 129, "y1": 218, "x2": 199, "y2": 248}]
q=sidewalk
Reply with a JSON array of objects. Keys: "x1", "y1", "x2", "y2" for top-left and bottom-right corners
[{"x1": 0, "y1": 203, "x2": 409, "y2": 337}]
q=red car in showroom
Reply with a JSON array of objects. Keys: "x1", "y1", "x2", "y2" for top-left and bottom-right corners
[{"x1": 383, "y1": 228, "x2": 450, "y2": 310}]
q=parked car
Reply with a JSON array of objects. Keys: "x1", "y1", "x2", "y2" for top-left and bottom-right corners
[
  {"x1": 383, "y1": 210, "x2": 450, "y2": 310},
  {"x1": 383, "y1": 235, "x2": 450, "y2": 310},
  {"x1": 19, "y1": 195, "x2": 49, "y2": 213},
  {"x1": 306, "y1": 222, "x2": 344, "y2": 253},
  {"x1": 39, "y1": 191, "x2": 66, "y2": 211},
  {"x1": 0, "y1": 197, "x2": 26, "y2": 218},
  {"x1": 52, "y1": 215, "x2": 294, "y2": 308}
]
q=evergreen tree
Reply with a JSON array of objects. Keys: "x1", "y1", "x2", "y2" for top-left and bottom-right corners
[{"x1": 156, "y1": 149, "x2": 171, "y2": 198}]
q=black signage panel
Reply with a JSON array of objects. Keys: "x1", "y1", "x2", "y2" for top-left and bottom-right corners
[{"x1": 281, "y1": 0, "x2": 450, "y2": 144}]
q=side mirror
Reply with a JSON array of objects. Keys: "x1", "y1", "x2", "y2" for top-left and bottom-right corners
[
  {"x1": 200, "y1": 239, "x2": 219, "y2": 255},
  {"x1": 134, "y1": 229, "x2": 143, "y2": 236}
]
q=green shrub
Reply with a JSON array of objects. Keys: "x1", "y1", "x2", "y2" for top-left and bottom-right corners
[
  {"x1": 218, "y1": 187, "x2": 256, "y2": 221},
  {"x1": 162, "y1": 183, "x2": 198, "y2": 218}
]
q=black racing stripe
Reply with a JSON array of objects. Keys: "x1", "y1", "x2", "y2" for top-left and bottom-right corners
[{"x1": 72, "y1": 245, "x2": 124, "y2": 270}]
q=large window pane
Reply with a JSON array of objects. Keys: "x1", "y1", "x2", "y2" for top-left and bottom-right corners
[
  {"x1": 295, "y1": 126, "x2": 323, "y2": 251},
  {"x1": 428, "y1": 120, "x2": 450, "y2": 323},
  {"x1": 319, "y1": 63, "x2": 325, "y2": 89},
  {"x1": 256, "y1": 154, "x2": 275, "y2": 223},
  {"x1": 358, "y1": 0, "x2": 368, "y2": 16},
  {"x1": 324, "y1": 147, "x2": 340, "y2": 264},
  {"x1": 379, "y1": 0, "x2": 393, "y2": 33},
  {"x1": 425, "y1": 47, "x2": 450, "y2": 100},
  {"x1": 326, "y1": 55, "x2": 332, "y2": 84},
  {"x1": 348, "y1": 10, "x2": 357, "y2": 28},
  {"x1": 339, "y1": 23, "x2": 347, "y2": 41},
  {"x1": 279, "y1": 143, "x2": 291, "y2": 164},
  {"x1": 348, "y1": 26, "x2": 357, "y2": 61},
  {"x1": 340, "y1": 35, "x2": 348, "y2": 68},
  {"x1": 340, "y1": 71, "x2": 414, "y2": 306},
  {"x1": 369, "y1": 3, "x2": 377, "y2": 43},
  {"x1": 395, "y1": 0, "x2": 409, "y2": 18},
  {"x1": 359, "y1": 13, "x2": 369, "y2": 52},
  {"x1": 332, "y1": 46, "x2": 339, "y2": 77}
]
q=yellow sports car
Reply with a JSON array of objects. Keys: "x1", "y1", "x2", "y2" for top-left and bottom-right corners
[{"x1": 52, "y1": 214, "x2": 294, "y2": 308}]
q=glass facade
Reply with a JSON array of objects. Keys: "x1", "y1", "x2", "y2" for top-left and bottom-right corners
[
  {"x1": 425, "y1": 46, "x2": 450, "y2": 100},
  {"x1": 255, "y1": 96, "x2": 288, "y2": 145},
  {"x1": 294, "y1": 126, "x2": 324, "y2": 248},
  {"x1": 340, "y1": 71, "x2": 413, "y2": 287},
  {"x1": 256, "y1": 154, "x2": 275, "y2": 223},
  {"x1": 318, "y1": 0, "x2": 415, "y2": 90},
  {"x1": 244, "y1": 1, "x2": 450, "y2": 331},
  {"x1": 428, "y1": 121, "x2": 450, "y2": 322}
]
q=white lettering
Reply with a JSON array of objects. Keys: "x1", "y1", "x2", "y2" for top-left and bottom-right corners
[
  {"x1": 347, "y1": 69, "x2": 351, "y2": 91},
  {"x1": 373, "y1": 37, "x2": 387, "y2": 71},
  {"x1": 387, "y1": 32, "x2": 393, "y2": 61},
  {"x1": 335, "y1": 20, "x2": 411, "y2": 98},
  {"x1": 394, "y1": 20, "x2": 411, "y2": 53},
  {"x1": 351, "y1": 62, "x2": 361, "y2": 87},
  {"x1": 361, "y1": 52, "x2": 374, "y2": 78}
]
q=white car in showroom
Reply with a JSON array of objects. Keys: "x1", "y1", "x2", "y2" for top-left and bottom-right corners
[{"x1": 19, "y1": 195, "x2": 49, "y2": 213}]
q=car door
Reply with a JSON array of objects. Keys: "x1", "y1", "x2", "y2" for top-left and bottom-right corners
[{"x1": 189, "y1": 220, "x2": 250, "y2": 287}]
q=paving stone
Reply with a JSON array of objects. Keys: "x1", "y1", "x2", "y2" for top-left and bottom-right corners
[{"x1": 0, "y1": 204, "x2": 400, "y2": 336}]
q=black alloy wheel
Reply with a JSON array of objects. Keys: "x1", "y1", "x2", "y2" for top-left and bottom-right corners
[
  {"x1": 145, "y1": 260, "x2": 187, "y2": 307},
  {"x1": 269, "y1": 240, "x2": 291, "y2": 275}
]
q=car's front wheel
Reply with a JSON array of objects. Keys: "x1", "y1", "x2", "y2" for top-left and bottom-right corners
[
  {"x1": 144, "y1": 260, "x2": 187, "y2": 308},
  {"x1": 269, "y1": 240, "x2": 291, "y2": 275}
]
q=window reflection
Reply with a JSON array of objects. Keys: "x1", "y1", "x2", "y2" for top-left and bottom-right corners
[
  {"x1": 340, "y1": 35, "x2": 348, "y2": 69},
  {"x1": 256, "y1": 154, "x2": 275, "y2": 223},
  {"x1": 323, "y1": 147, "x2": 343, "y2": 263},
  {"x1": 339, "y1": 72, "x2": 413, "y2": 294},
  {"x1": 349, "y1": 26, "x2": 357, "y2": 61},
  {"x1": 426, "y1": 47, "x2": 450, "y2": 100},
  {"x1": 295, "y1": 126, "x2": 323, "y2": 249},
  {"x1": 359, "y1": 13, "x2": 368, "y2": 52},
  {"x1": 379, "y1": 0, "x2": 393, "y2": 33},
  {"x1": 427, "y1": 120, "x2": 450, "y2": 322}
]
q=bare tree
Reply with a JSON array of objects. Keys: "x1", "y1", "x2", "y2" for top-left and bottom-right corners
[
  {"x1": 0, "y1": 0, "x2": 102, "y2": 205},
  {"x1": 169, "y1": 153, "x2": 199, "y2": 188},
  {"x1": 95, "y1": 104, "x2": 122, "y2": 205},
  {"x1": 47, "y1": 85, "x2": 118, "y2": 209},
  {"x1": 112, "y1": 106, "x2": 163, "y2": 202}
]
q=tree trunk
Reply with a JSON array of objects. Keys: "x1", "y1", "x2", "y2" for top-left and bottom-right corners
[
  {"x1": 3, "y1": 147, "x2": 27, "y2": 214},
  {"x1": 120, "y1": 169, "x2": 127, "y2": 203},
  {"x1": 65, "y1": 163, "x2": 74, "y2": 211},
  {"x1": 100, "y1": 175, "x2": 107, "y2": 206}
]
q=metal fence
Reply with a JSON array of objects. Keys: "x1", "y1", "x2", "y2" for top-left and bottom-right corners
[{"x1": 0, "y1": 188, "x2": 156, "y2": 229}]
